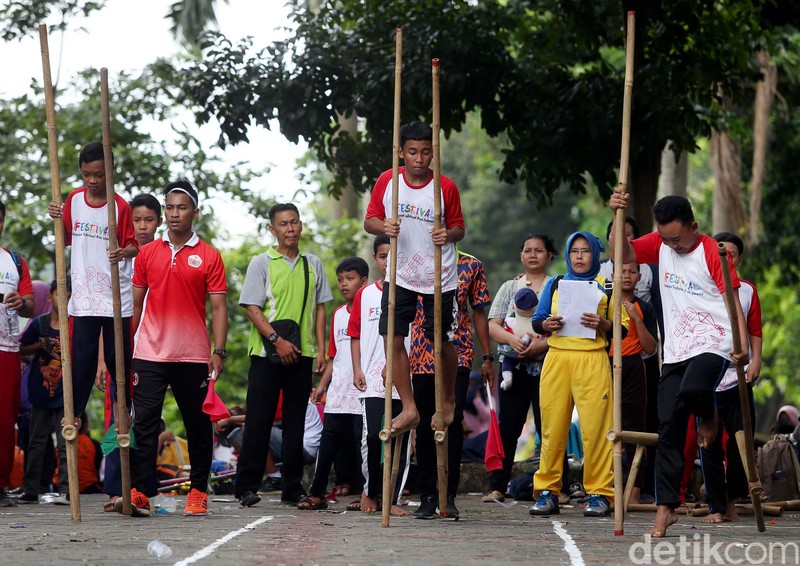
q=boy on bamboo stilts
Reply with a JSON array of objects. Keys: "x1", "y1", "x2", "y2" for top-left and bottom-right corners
[{"x1": 364, "y1": 121, "x2": 465, "y2": 435}]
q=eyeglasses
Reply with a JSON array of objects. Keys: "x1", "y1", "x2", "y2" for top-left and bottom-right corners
[{"x1": 569, "y1": 248, "x2": 591, "y2": 256}]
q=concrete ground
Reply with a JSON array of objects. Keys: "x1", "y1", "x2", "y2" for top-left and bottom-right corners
[{"x1": 3, "y1": 493, "x2": 800, "y2": 565}]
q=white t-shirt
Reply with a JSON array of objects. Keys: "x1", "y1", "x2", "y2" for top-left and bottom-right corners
[
  {"x1": 347, "y1": 281, "x2": 410, "y2": 400},
  {"x1": 717, "y1": 280, "x2": 761, "y2": 392},
  {"x1": 598, "y1": 259, "x2": 654, "y2": 304},
  {"x1": 303, "y1": 400, "x2": 323, "y2": 459},
  {"x1": 325, "y1": 303, "x2": 362, "y2": 415},
  {"x1": 63, "y1": 188, "x2": 136, "y2": 317},
  {"x1": 0, "y1": 247, "x2": 33, "y2": 352},
  {"x1": 632, "y1": 232, "x2": 740, "y2": 364},
  {"x1": 365, "y1": 167, "x2": 464, "y2": 295}
]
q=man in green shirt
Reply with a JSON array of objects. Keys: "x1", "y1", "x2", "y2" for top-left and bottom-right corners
[{"x1": 235, "y1": 203, "x2": 332, "y2": 507}]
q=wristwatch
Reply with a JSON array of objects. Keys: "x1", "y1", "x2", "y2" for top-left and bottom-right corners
[
  {"x1": 268, "y1": 332, "x2": 279, "y2": 344},
  {"x1": 212, "y1": 348, "x2": 228, "y2": 359},
  {"x1": 482, "y1": 353, "x2": 495, "y2": 362}
]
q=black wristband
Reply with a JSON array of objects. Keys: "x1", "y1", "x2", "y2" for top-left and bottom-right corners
[{"x1": 482, "y1": 353, "x2": 495, "y2": 362}]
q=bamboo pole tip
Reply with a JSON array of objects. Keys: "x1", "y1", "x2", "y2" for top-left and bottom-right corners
[
  {"x1": 615, "y1": 530, "x2": 624, "y2": 536},
  {"x1": 395, "y1": 27, "x2": 402, "y2": 33},
  {"x1": 627, "y1": 11, "x2": 635, "y2": 16},
  {"x1": 432, "y1": 59, "x2": 440, "y2": 67},
  {"x1": 38, "y1": 23, "x2": 47, "y2": 32}
]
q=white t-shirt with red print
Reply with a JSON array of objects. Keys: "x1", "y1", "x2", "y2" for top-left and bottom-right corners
[
  {"x1": 717, "y1": 280, "x2": 761, "y2": 392},
  {"x1": 632, "y1": 232, "x2": 740, "y2": 364},
  {"x1": 325, "y1": 303, "x2": 362, "y2": 415},
  {"x1": 0, "y1": 247, "x2": 34, "y2": 352},
  {"x1": 365, "y1": 167, "x2": 464, "y2": 295},
  {"x1": 62, "y1": 188, "x2": 137, "y2": 317}
]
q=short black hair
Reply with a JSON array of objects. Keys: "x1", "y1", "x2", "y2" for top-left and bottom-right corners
[
  {"x1": 652, "y1": 195, "x2": 694, "y2": 226},
  {"x1": 337, "y1": 257, "x2": 369, "y2": 278},
  {"x1": 400, "y1": 121, "x2": 432, "y2": 146},
  {"x1": 0, "y1": 200, "x2": 5, "y2": 217},
  {"x1": 268, "y1": 203, "x2": 300, "y2": 223},
  {"x1": 79, "y1": 141, "x2": 111, "y2": 167},
  {"x1": 605, "y1": 216, "x2": 640, "y2": 240},
  {"x1": 520, "y1": 232, "x2": 558, "y2": 256},
  {"x1": 164, "y1": 179, "x2": 199, "y2": 208},
  {"x1": 373, "y1": 234, "x2": 390, "y2": 255},
  {"x1": 130, "y1": 193, "x2": 162, "y2": 215},
  {"x1": 50, "y1": 276, "x2": 72, "y2": 294},
  {"x1": 714, "y1": 231, "x2": 744, "y2": 257}
]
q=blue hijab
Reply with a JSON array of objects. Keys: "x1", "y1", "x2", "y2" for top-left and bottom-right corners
[{"x1": 564, "y1": 231, "x2": 604, "y2": 281}]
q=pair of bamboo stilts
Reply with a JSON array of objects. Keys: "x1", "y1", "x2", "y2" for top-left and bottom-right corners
[
  {"x1": 39, "y1": 24, "x2": 132, "y2": 522},
  {"x1": 380, "y1": 29, "x2": 449, "y2": 527},
  {"x1": 610, "y1": 12, "x2": 763, "y2": 534}
]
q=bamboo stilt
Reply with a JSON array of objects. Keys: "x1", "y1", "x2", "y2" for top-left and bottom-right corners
[
  {"x1": 718, "y1": 243, "x2": 765, "y2": 533},
  {"x1": 611, "y1": 11, "x2": 637, "y2": 537},
  {"x1": 381, "y1": 28, "x2": 402, "y2": 528},
  {"x1": 431, "y1": 59, "x2": 448, "y2": 517},
  {"x1": 622, "y1": 444, "x2": 645, "y2": 513},
  {"x1": 39, "y1": 23, "x2": 81, "y2": 523},
  {"x1": 100, "y1": 69, "x2": 132, "y2": 516}
]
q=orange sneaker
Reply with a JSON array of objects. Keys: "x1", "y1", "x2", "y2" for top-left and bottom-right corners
[
  {"x1": 115, "y1": 488, "x2": 151, "y2": 517},
  {"x1": 184, "y1": 488, "x2": 208, "y2": 516}
]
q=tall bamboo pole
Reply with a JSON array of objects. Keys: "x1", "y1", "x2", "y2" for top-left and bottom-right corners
[
  {"x1": 431, "y1": 58, "x2": 449, "y2": 517},
  {"x1": 612, "y1": 11, "x2": 636, "y2": 536},
  {"x1": 718, "y1": 243, "x2": 765, "y2": 533},
  {"x1": 39, "y1": 23, "x2": 81, "y2": 523},
  {"x1": 381, "y1": 28, "x2": 402, "y2": 529},
  {"x1": 100, "y1": 69, "x2": 133, "y2": 516}
]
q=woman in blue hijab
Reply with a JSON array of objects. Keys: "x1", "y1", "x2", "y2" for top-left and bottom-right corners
[{"x1": 528, "y1": 231, "x2": 628, "y2": 518}]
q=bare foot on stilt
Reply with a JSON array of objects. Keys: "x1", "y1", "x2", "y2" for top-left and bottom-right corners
[
  {"x1": 702, "y1": 512, "x2": 724, "y2": 524},
  {"x1": 390, "y1": 504, "x2": 410, "y2": 516},
  {"x1": 361, "y1": 494, "x2": 379, "y2": 514},
  {"x1": 650, "y1": 505, "x2": 679, "y2": 538},
  {"x1": 696, "y1": 412, "x2": 718, "y2": 448},
  {"x1": 724, "y1": 500, "x2": 740, "y2": 522},
  {"x1": 430, "y1": 400, "x2": 456, "y2": 431},
  {"x1": 391, "y1": 409, "x2": 420, "y2": 436}
]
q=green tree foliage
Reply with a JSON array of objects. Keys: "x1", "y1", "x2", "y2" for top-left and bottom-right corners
[{"x1": 0, "y1": 0, "x2": 105, "y2": 41}]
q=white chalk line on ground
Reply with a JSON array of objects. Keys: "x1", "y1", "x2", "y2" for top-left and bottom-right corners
[
  {"x1": 173, "y1": 515, "x2": 273, "y2": 565},
  {"x1": 552, "y1": 520, "x2": 586, "y2": 566}
]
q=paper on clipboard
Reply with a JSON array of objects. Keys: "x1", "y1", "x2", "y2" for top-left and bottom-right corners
[{"x1": 557, "y1": 280, "x2": 603, "y2": 339}]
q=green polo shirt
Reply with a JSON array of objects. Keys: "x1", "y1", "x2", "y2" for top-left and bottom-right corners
[{"x1": 239, "y1": 247, "x2": 332, "y2": 358}]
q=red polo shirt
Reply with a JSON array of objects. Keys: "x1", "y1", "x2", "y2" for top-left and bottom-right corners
[{"x1": 132, "y1": 233, "x2": 227, "y2": 363}]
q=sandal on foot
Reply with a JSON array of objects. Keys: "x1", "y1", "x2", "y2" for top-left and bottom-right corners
[
  {"x1": 346, "y1": 500, "x2": 361, "y2": 511},
  {"x1": 297, "y1": 496, "x2": 328, "y2": 510},
  {"x1": 103, "y1": 496, "x2": 119, "y2": 512},
  {"x1": 335, "y1": 484, "x2": 352, "y2": 497}
]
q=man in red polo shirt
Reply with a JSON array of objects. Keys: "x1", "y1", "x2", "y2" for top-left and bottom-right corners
[{"x1": 120, "y1": 180, "x2": 228, "y2": 517}]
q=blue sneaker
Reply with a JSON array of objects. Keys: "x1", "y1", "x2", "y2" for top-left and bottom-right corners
[
  {"x1": 583, "y1": 494, "x2": 611, "y2": 517},
  {"x1": 529, "y1": 490, "x2": 560, "y2": 516}
]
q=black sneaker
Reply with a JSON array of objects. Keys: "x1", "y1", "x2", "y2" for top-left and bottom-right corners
[
  {"x1": 239, "y1": 491, "x2": 261, "y2": 508},
  {"x1": 413, "y1": 495, "x2": 437, "y2": 520},
  {"x1": 0, "y1": 491, "x2": 16, "y2": 507},
  {"x1": 446, "y1": 496, "x2": 460, "y2": 520},
  {"x1": 258, "y1": 476, "x2": 282, "y2": 494},
  {"x1": 17, "y1": 492, "x2": 39, "y2": 504},
  {"x1": 529, "y1": 490, "x2": 559, "y2": 516}
]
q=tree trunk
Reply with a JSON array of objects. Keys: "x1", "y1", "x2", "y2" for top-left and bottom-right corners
[
  {"x1": 658, "y1": 143, "x2": 688, "y2": 198},
  {"x1": 328, "y1": 112, "x2": 361, "y2": 220},
  {"x1": 710, "y1": 127, "x2": 745, "y2": 236},
  {"x1": 749, "y1": 49, "x2": 777, "y2": 247},
  {"x1": 630, "y1": 148, "x2": 661, "y2": 235}
]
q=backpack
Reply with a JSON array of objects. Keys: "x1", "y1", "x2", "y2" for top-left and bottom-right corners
[
  {"x1": 756, "y1": 434, "x2": 800, "y2": 501},
  {"x1": 6, "y1": 249, "x2": 23, "y2": 278}
]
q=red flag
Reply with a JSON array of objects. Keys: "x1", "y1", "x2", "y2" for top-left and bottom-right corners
[
  {"x1": 484, "y1": 392, "x2": 505, "y2": 472},
  {"x1": 202, "y1": 377, "x2": 230, "y2": 423}
]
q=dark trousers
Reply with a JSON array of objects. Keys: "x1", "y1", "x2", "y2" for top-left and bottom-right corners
[
  {"x1": 700, "y1": 385, "x2": 755, "y2": 513},
  {"x1": 362, "y1": 397, "x2": 409, "y2": 504},
  {"x1": 654, "y1": 353, "x2": 729, "y2": 508},
  {"x1": 643, "y1": 354, "x2": 661, "y2": 495},
  {"x1": 310, "y1": 413, "x2": 363, "y2": 497},
  {"x1": 130, "y1": 360, "x2": 212, "y2": 496},
  {"x1": 617, "y1": 355, "x2": 647, "y2": 488},
  {"x1": 72, "y1": 316, "x2": 132, "y2": 416},
  {"x1": 236, "y1": 356, "x2": 312, "y2": 501},
  {"x1": 412, "y1": 367, "x2": 470, "y2": 498},
  {"x1": 24, "y1": 407, "x2": 68, "y2": 494}
]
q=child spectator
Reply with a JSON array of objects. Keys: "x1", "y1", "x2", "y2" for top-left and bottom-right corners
[
  {"x1": 349, "y1": 235, "x2": 411, "y2": 515},
  {"x1": 498, "y1": 287, "x2": 539, "y2": 391},
  {"x1": 301, "y1": 257, "x2": 369, "y2": 510},
  {"x1": 17, "y1": 278, "x2": 71, "y2": 505},
  {"x1": 364, "y1": 121, "x2": 465, "y2": 435}
]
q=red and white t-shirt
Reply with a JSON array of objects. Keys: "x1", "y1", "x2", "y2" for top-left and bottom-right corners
[
  {"x1": 0, "y1": 247, "x2": 33, "y2": 352},
  {"x1": 62, "y1": 188, "x2": 137, "y2": 317},
  {"x1": 325, "y1": 303, "x2": 361, "y2": 415},
  {"x1": 717, "y1": 280, "x2": 761, "y2": 392},
  {"x1": 132, "y1": 233, "x2": 227, "y2": 363},
  {"x1": 365, "y1": 167, "x2": 464, "y2": 294},
  {"x1": 632, "y1": 232, "x2": 740, "y2": 363},
  {"x1": 348, "y1": 281, "x2": 407, "y2": 400}
]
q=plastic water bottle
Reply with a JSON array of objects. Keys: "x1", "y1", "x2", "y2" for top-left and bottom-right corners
[
  {"x1": 4, "y1": 305, "x2": 18, "y2": 339},
  {"x1": 521, "y1": 335, "x2": 531, "y2": 346},
  {"x1": 152, "y1": 494, "x2": 177, "y2": 514},
  {"x1": 147, "y1": 540, "x2": 173, "y2": 558}
]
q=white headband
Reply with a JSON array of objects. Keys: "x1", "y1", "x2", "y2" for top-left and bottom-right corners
[{"x1": 166, "y1": 187, "x2": 198, "y2": 208}]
